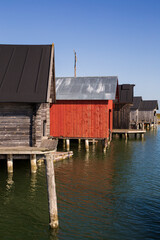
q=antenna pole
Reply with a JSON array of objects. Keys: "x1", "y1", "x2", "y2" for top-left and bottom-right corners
[{"x1": 74, "y1": 50, "x2": 77, "y2": 77}]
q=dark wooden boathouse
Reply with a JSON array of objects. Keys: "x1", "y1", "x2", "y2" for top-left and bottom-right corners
[
  {"x1": 0, "y1": 44, "x2": 55, "y2": 147},
  {"x1": 50, "y1": 77, "x2": 119, "y2": 143},
  {"x1": 113, "y1": 84, "x2": 135, "y2": 129}
]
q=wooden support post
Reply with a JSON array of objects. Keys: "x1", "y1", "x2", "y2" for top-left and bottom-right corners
[
  {"x1": 7, "y1": 154, "x2": 13, "y2": 173},
  {"x1": 63, "y1": 139, "x2": 66, "y2": 148},
  {"x1": 45, "y1": 154, "x2": 59, "y2": 229},
  {"x1": 102, "y1": 139, "x2": 108, "y2": 152},
  {"x1": 135, "y1": 133, "x2": 137, "y2": 139},
  {"x1": 78, "y1": 139, "x2": 81, "y2": 151},
  {"x1": 142, "y1": 123, "x2": 144, "y2": 130},
  {"x1": 85, "y1": 139, "x2": 89, "y2": 151},
  {"x1": 109, "y1": 132, "x2": 112, "y2": 142},
  {"x1": 141, "y1": 133, "x2": 144, "y2": 140},
  {"x1": 66, "y1": 139, "x2": 70, "y2": 151},
  {"x1": 30, "y1": 154, "x2": 37, "y2": 173},
  {"x1": 125, "y1": 133, "x2": 128, "y2": 141}
]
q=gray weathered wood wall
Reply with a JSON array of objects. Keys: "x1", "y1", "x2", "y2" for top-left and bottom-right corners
[
  {"x1": 33, "y1": 103, "x2": 50, "y2": 147},
  {"x1": 130, "y1": 109, "x2": 157, "y2": 128},
  {"x1": 0, "y1": 103, "x2": 33, "y2": 147},
  {"x1": 130, "y1": 109, "x2": 138, "y2": 128},
  {"x1": 138, "y1": 110, "x2": 156, "y2": 123},
  {"x1": 0, "y1": 102, "x2": 50, "y2": 147}
]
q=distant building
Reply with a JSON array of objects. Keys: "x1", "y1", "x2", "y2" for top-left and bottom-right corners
[
  {"x1": 130, "y1": 97, "x2": 159, "y2": 129},
  {"x1": 113, "y1": 84, "x2": 135, "y2": 129},
  {"x1": 50, "y1": 77, "x2": 119, "y2": 140},
  {"x1": 0, "y1": 44, "x2": 55, "y2": 147}
]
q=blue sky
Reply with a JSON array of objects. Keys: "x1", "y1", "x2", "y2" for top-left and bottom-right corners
[{"x1": 0, "y1": 0, "x2": 160, "y2": 102}]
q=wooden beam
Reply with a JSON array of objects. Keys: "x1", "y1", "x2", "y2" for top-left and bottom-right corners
[{"x1": 45, "y1": 154, "x2": 59, "y2": 229}]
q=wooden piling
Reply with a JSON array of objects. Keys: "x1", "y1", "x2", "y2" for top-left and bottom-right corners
[
  {"x1": 125, "y1": 133, "x2": 128, "y2": 140},
  {"x1": 66, "y1": 139, "x2": 70, "y2": 151},
  {"x1": 30, "y1": 154, "x2": 37, "y2": 173},
  {"x1": 45, "y1": 153, "x2": 59, "y2": 229},
  {"x1": 102, "y1": 139, "x2": 108, "y2": 152},
  {"x1": 7, "y1": 154, "x2": 13, "y2": 173},
  {"x1": 78, "y1": 139, "x2": 81, "y2": 151},
  {"x1": 63, "y1": 139, "x2": 66, "y2": 148},
  {"x1": 85, "y1": 139, "x2": 89, "y2": 151}
]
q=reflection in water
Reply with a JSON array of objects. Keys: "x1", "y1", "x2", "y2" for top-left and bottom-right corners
[
  {"x1": 84, "y1": 151, "x2": 89, "y2": 164},
  {"x1": 30, "y1": 173, "x2": 37, "y2": 196},
  {"x1": 78, "y1": 143, "x2": 81, "y2": 152},
  {"x1": 6, "y1": 173, "x2": 14, "y2": 191},
  {"x1": 4, "y1": 173, "x2": 15, "y2": 205},
  {"x1": 49, "y1": 228, "x2": 59, "y2": 240}
]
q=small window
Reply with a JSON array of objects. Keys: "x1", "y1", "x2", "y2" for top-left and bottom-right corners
[{"x1": 43, "y1": 120, "x2": 47, "y2": 136}]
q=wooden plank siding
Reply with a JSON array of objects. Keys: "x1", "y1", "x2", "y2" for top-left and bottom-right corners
[
  {"x1": 0, "y1": 103, "x2": 50, "y2": 147},
  {"x1": 0, "y1": 103, "x2": 33, "y2": 147},
  {"x1": 113, "y1": 103, "x2": 131, "y2": 129},
  {"x1": 50, "y1": 100, "x2": 113, "y2": 139}
]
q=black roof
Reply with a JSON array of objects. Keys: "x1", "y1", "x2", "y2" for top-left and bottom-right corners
[
  {"x1": 118, "y1": 84, "x2": 135, "y2": 103},
  {"x1": 0, "y1": 44, "x2": 52, "y2": 102},
  {"x1": 130, "y1": 96, "x2": 142, "y2": 110},
  {"x1": 139, "y1": 100, "x2": 159, "y2": 111}
]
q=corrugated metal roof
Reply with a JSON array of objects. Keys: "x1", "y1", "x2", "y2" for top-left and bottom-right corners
[
  {"x1": 139, "y1": 100, "x2": 159, "y2": 111},
  {"x1": 130, "y1": 97, "x2": 142, "y2": 110},
  {"x1": 118, "y1": 84, "x2": 135, "y2": 103},
  {"x1": 0, "y1": 44, "x2": 52, "y2": 103},
  {"x1": 56, "y1": 77, "x2": 118, "y2": 100}
]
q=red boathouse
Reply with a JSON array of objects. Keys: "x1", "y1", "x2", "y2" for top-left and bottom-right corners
[{"x1": 50, "y1": 77, "x2": 118, "y2": 140}]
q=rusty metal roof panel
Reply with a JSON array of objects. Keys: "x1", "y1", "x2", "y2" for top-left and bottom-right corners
[
  {"x1": 56, "y1": 76, "x2": 118, "y2": 100},
  {"x1": 0, "y1": 44, "x2": 51, "y2": 102}
]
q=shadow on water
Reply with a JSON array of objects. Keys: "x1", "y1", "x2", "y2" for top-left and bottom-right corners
[{"x1": 0, "y1": 127, "x2": 160, "y2": 239}]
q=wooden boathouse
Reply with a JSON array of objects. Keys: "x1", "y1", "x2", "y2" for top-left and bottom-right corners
[
  {"x1": 113, "y1": 84, "x2": 135, "y2": 129},
  {"x1": 0, "y1": 44, "x2": 55, "y2": 148},
  {"x1": 0, "y1": 44, "x2": 60, "y2": 229},
  {"x1": 130, "y1": 97, "x2": 159, "y2": 129},
  {"x1": 50, "y1": 76, "x2": 119, "y2": 150}
]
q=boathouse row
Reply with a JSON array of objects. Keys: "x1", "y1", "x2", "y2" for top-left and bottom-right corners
[
  {"x1": 50, "y1": 76, "x2": 119, "y2": 140},
  {"x1": 0, "y1": 44, "x2": 55, "y2": 147}
]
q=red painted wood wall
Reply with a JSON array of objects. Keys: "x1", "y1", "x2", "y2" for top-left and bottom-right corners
[{"x1": 50, "y1": 100, "x2": 113, "y2": 139}]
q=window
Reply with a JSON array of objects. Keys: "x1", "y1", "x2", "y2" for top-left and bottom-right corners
[{"x1": 43, "y1": 120, "x2": 46, "y2": 136}]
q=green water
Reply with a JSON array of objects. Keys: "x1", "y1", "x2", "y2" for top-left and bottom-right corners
[{"x1": 0, "y1": 128, "x2": 160, "y2": 239}]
